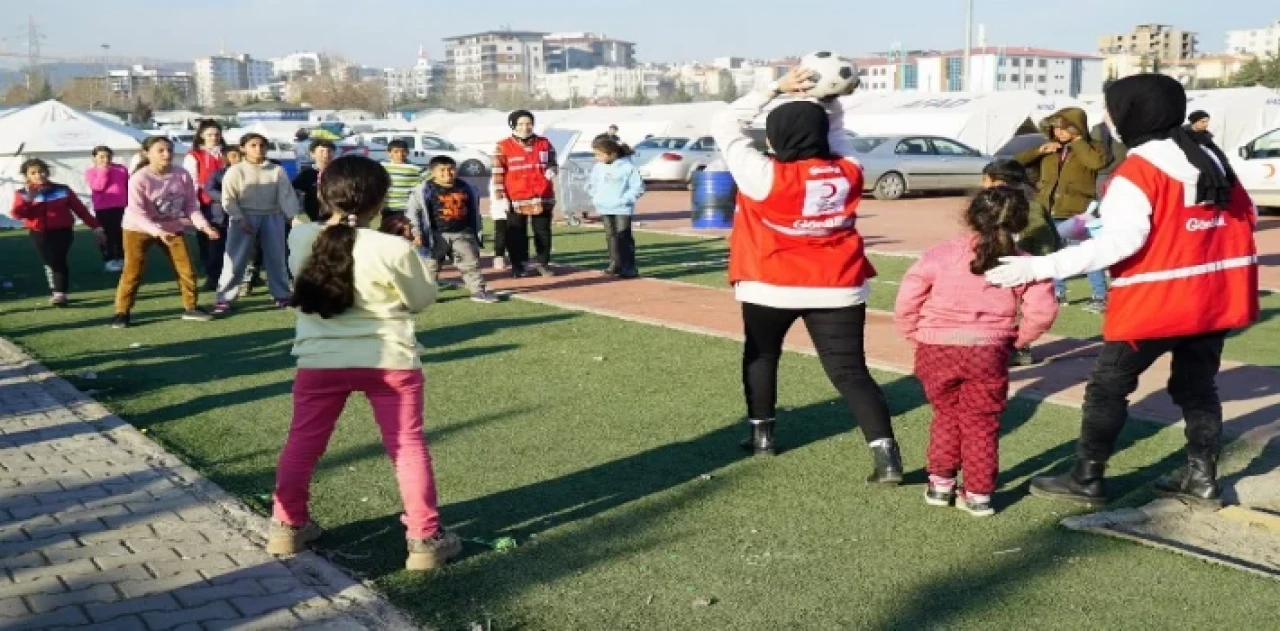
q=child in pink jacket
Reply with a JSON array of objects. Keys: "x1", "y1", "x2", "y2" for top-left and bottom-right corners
[
  {"x1": 85, "y1": 146, "x2": 130, "y2": 272},
  {"x1": 893, "y1": 187, "x2": 1059, "y2": 517}
]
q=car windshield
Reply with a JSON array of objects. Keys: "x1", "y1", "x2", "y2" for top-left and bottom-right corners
[
  {"x1": 849, "y1": 137, "x2": 887, "y2": 153},
  {"x1": 634, "y1": 138, "x2": 688, "y2": 150}
]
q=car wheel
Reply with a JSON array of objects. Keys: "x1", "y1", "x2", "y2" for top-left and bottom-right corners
[
  {"x1": 460, "y1": 160, "x2": 487, "y2": 176},
  {"x1": 873, "y1": 172, "x2": 906, "y2": 201}
]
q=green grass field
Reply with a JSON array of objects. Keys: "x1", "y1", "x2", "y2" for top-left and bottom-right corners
[
  {"x1": 1, "y1": 229, "x2": 1278, "y2": 629},
  {"x1": 548, "y1": 225, "x2": 1280, "y2": 368}
]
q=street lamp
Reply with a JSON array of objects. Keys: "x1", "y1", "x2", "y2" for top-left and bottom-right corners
[
  {"x1": 101, "y1": 43, "x2": 110, "y2": 106},
  {"x1": 963, "y1": 0, "x2": 973, "y2": 92}
]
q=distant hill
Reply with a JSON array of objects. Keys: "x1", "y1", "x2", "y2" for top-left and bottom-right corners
[{"x1": 0, "y1": 61, "x2": 194, "y2": 92}]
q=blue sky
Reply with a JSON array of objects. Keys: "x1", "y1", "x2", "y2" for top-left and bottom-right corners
[{"x1": 2, "y1": 0, "x2": 1276, "y2": 67}]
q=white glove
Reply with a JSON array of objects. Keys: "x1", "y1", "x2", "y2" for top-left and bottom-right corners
[{"x1": 984, "y1": 256, "x2": 1041, "y2": 288}]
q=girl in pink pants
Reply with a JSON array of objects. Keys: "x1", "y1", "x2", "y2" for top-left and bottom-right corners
[{"x1": 267, "y1": 155, "x2": 461, "y2": 571}]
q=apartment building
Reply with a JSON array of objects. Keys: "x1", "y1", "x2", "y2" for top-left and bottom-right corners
[
  {"x1": 544, "y1": 32, "x2": 636, "y2": 72},
  {"x1": 911, "y1": 47, "x2": 1101, "y2": 97},
  {"x1": 536, "y1": 65, "x2": 665, "y2": 102},
  {"x1": 194, "y1": 53, "x2": 274, "y2": 106},
  {"x1": 384, "y1": 50, "x2": 447, "y2": 102},
  {"x1": 1098, "y1": 24, "x2": 1198, "y2": 60},
  {"x1": 443, "y1": 30, "x2": 547, "y2": 101},
  {"x1": 1227, "y1": 20, "x2": 1280, "y2": 57}
]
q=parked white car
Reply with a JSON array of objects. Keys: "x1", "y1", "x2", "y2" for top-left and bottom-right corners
[
  {"x1": 360, "y1": 131, "x2": 491, "y2": 176},
  {"x1": 1233, "y1": 127, "x2": 1280, "y2": 208},
  {"x1": 631, "y1": 136, "x2": 719, "y2": 188}
]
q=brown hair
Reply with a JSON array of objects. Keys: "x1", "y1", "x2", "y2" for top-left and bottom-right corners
[
  {"x1": 289, "y1": 156, "x2": 391, "y2": 319},
  {"x1": 591, "y1": 137, "x2": 633, "y2": 159},
  {"x1": 966, "y1": 187, "x2": 1030, "y2": 275},
  {"x1": 132, "y1": 136, "x2": 173, "y2": 174}
]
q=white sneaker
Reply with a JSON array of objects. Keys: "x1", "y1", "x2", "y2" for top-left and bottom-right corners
[{"x1": 110, "y1": 259, "x2": 125, "y2": 272}]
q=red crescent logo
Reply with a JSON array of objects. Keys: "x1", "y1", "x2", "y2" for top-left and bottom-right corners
[
  {"x1": 1265, "y1": 164, "x2": 1277, "y2": 180},
  {"x1": 822, "y1": 182, "x2": 838, "y2": 198}
]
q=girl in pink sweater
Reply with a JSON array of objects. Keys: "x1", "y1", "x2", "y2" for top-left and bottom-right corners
[
  {"x1": 893, "y1": 187, "x2": 1059, "y2": 517},
  {"x1": 85, "y1": 146, "x2": 130, "y2": 273}
]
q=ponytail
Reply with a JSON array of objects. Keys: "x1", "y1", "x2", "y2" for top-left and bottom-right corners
[
  {"x1": 591, "y1": 137, "x2": 633, "y2": 159},
  {"x1": 966, "y1": 187, "x2": 1030, "y2": 275},
  {"x1": 290, "y1": 156, "x2": 390, "y2": 319}
]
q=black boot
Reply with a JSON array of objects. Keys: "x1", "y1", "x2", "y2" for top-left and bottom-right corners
[
  {"x1": 739, "y1": 419, "x2": 775, "y2": 456},
  {"x1": 603, "y1": 236, "x2": 620, "y2": 276},
  {"x1": 866, "y1": 439, "x2": 904, "y2": 485},
  {"x1": 1154, "y1": 452, "x2": 1221, "y2": 503},
  {"x1": 1029, "y1": 459, "x2": 1107, "y2": 505}
]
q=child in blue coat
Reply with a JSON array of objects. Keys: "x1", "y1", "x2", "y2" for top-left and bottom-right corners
[{"x1": 587, "y1": 138, "x2": 644, "y2": 278}]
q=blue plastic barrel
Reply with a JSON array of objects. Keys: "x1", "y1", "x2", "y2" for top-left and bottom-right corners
[{"x1": 690, "y1": 170, "x2": 736, "y2": 229}]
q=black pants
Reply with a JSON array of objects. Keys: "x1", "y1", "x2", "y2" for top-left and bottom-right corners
[
  {"x1": 505, "y1": 211, "x2": 553, "y2": 267},
  {"x1": 493, "y1": 219, "x2": 508, "y2": 259},
  {"x1": 601, "y1": 214, "x2": 636, "y2": 273},
  {"x1": 29, "y1": 229, "x2": 74, "y2": 294},
  {"x1": 96, "y1": 207, "x2": 125, "y2": 261},
  {"x1": 742, "y1": 302, "x2": 894, "y2": 443},
  {"x1": 1078, "y1": 330, "x2": 1228, "y2": 462},
  {"x1": 197, "y1": 208, "x2": 227, "y2": 286}
]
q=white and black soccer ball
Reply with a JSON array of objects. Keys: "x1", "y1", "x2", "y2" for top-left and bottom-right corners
[{"x1": 801, "y1": 51, "x2": 859, "y2": 100}]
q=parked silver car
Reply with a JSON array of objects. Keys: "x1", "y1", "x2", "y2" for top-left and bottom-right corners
[
  {"x1": 849, "y1": 135, "x2": 990, "y2": 200},
  {"x1": 631, "y1": 136, "x2": 718, "y2": 188}
]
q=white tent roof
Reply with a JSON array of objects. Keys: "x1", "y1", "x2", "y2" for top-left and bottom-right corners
[
  {"x1": 0, "y1": 100, "x2": 148, "y2": 154},
  {"x1": 829, "y1": 91, "x2": 1047, "y2": 154},
  {"x1": 1184, "y1": 87, "x2": 1280, "y2": 150}
]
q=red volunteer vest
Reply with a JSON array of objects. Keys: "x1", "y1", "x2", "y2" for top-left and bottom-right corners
[
  {"x1": 190, "y1": 148, "x2": 225, "y2": 207},
  {"x1": 1103, "y1": 155, "x2": 1259, "y2": 342},
  {"x1": 497, "y1": 136, "x2": 554, "y2": 201},
  {"x1": 728, "y1": 158, "x2": 876, "y2": 288}
]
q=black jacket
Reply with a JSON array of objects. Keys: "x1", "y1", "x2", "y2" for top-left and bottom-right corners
[{"x1": 291, "y1": 167, "x2": 322, "y2": 221}]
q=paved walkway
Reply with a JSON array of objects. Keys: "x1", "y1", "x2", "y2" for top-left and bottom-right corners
[
  {"x1": 472, "y1": 265, "x2": 1280, "y2": 446},
  {"x1": 0, "y1": 340, "x2": 415, "y2": 631}
]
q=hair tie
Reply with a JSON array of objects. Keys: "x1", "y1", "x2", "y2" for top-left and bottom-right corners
[{"x1": 346, "y1": 213, "x2": 359, "y2": 228}]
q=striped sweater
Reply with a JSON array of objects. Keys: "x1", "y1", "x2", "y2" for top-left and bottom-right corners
[{"x1": 382, "y1": 161, "x2": 425, "y2": 213}]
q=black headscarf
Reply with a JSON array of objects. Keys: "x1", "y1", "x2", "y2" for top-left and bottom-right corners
[
  {"x1": 765, "y1": 101, "x2": 832, "y2": 163},
  {"x1": 1105, "y1": 74, "x2": 1236, "y2": 208}
]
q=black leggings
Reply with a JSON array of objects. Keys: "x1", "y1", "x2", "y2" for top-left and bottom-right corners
[
  {"x1": 29, "y1": 229, "x2": 74, "y2": 294},
  {"x1": 493, "y1": 219, "x2": 508, "y2": 258},
  {"x1": 505, "y1": 212, "x2": 553, "y2": 267},
  {"x1": 742, "y1": 302, "x2": 894, "y2": 442},
  {"x1": 96, "y1": 207, "x2": 125, "y2": 261}
]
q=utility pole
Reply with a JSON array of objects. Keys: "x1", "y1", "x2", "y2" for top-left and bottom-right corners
[
  {"x1": 962, "y1": 0, "x2": 974, "y2": 92},
  {"x1": 25, "y1": 14, "x2": 46, "y2": 92},
  {"x1": 101, "y1": 43, "x2": 111, "y2": 107}
]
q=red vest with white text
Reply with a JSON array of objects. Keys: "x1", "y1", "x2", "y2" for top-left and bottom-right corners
[
  {"x1": 497, "y1": 136, "x2": 554, "y2": 201},
  {"x1": 1103, "y1": 154, "x2": 1259, "y2": 342},
  {"x1": 728, "y1": 158, "x2": 876, "y2": 288},
  {"x1": 190, "y1": 148, "x2": 225, "y2": 207}
]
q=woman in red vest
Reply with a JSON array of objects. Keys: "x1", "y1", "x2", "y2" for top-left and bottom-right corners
[
  {"x1": 184, "y1": 120, "x2": 228, "y2": 290},
  {"x1": 490, "y1": 110, "x2": 558, "y2": 278},
  {"x1": 710, "y1": 66, "x2": 902, "y2": 484},
  {"x1": 986, "y1": 74, "x2": 1259, "y2": 505}
]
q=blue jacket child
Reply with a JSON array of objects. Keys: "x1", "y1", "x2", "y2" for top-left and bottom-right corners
[{"x1": 587, "y1": 157, "x2": 644, "y2": 215}]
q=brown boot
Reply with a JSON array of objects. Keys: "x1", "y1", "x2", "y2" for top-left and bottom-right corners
[
  {"x1": 266, "y1": 520, "x2": 322, "y2": 556},
  {"x1": 406, "y1": 531, "x2": 463, "y2": 571}
]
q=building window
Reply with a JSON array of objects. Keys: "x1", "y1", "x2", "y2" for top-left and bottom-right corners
[
  {"x1": 1010, "y1": 74, "x2": 1020, "y2": 83},
  {"x1": 997, "y1": 74, "x2": 1005, "y2": 82},
  {"x1": 1011, "y1": 58, "x2": 1020, "y2": 67},
  {"x1": 1038, "y1": 75, "x2": 1046, "y2": 83},
  {"x1": 1039, "y1": 59, "x2": 1047, "y2": 68},
  {"x1": 945, "y1": 57, "x2": 963, "y2": 91}
]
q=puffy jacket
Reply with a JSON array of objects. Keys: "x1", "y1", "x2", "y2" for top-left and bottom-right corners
[
  {"x1": 1016, "y1": 107, "x2": 1107, "y2": 219},
  {"x1": 10, "y1": 183, "x2": 100, "y2": 231}
]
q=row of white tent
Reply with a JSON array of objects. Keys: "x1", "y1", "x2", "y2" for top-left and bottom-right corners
[{"x1": 2, "y1": 87, "x2": 1278, "y2": 228}]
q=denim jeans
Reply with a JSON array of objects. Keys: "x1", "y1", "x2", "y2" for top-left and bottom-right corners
[{"x1": 1052, "y1": 219, "x2": 1108, "y2": 299}]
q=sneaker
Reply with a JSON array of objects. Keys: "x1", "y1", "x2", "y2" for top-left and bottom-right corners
[
  {"x1": 103, "y1": 262, "x2": 115, "y2": 273},
  {"x1": 406, "y1": 530, "x2": 463, "y2": 571},
  {"x1": 470, "y1": 290, "x2": 500, "y2": 304},
  {"x1": 492, "y1": 257, "x2": 507, "y2": 271},
  {"x1": 925, "y1": 482, "x2": 957, "y2": 507},
  {"x1": 534, "y1": 264, "x2": 555, "y2": 278},
  {"x1": 112, "y1": 259, "x2": 125, "y2": 272},
  {"x1": 510, "y1": 267, "x2": 527, "y2": 279},
  {"x1": 213, "y1": 301, "x2": 231, "y2": 315},
  {"x1": 110, "y1": 313, "x2": 130, "y2": 329},
  {"x1": 1009, "y1": 347, "x2": 1036, "y2": 367},
  {"x1": 182, "y1": 308, "x2": 214, "y2": 322},
  {"x1": 50, "y1": 294, "x2": 68, "y2": 308},
  {"x1": 1083, "y1": 298, "x2": 1107, "y2": 314},
  {"x1": 955, "y1": 489, "x2": 995, "y2": 517},
  {"x1": 618, "y1": 268, "x2": 639, "y2": 280},
  {"x1": 274, "y1": 298, "x2": 291, "y2": 309},
  {"x1": 266, "y1": 519, "x2": 323, "y2": 556}
]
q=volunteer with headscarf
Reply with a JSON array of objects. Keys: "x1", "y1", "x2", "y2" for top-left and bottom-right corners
[
  {"x1": 710, "y1": 65, "x2": 902, "y2": 484},
  {"x1": 986, "y1": 74, "x2": 1259, "y2": 505},
  {"x1": 490, "y1": 110, "x2": 558, "y2": 278}
]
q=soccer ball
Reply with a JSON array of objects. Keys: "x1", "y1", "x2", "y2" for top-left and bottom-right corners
[{"x1": 801, "y1": 51, "x2": 858, "y2": 100}]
